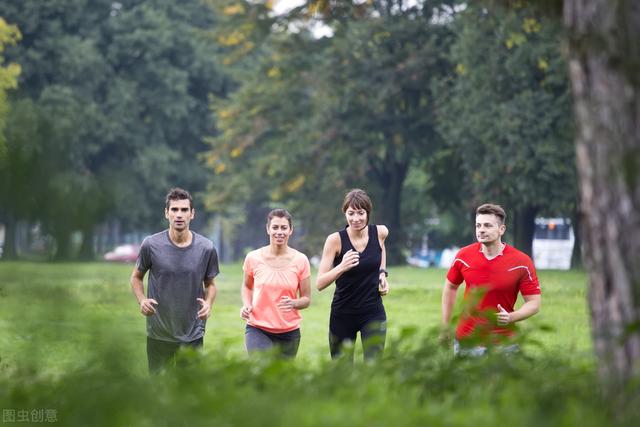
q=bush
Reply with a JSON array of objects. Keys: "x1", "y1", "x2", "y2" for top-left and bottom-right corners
[{"x1": 2, "y1": 329, "x2": 639, "y2": 427}]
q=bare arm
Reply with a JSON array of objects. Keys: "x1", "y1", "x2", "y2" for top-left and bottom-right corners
[
  {"x1": 441, "y1": 279, "x2": 459, "y2": 327},
  {"x1": 204, "y1": 277, "x2": 217, "y2": 305},
  {"x1": 130, "y1": 268, "x2": 157, "y2": 316},
  {"x1": 378, "y1": 226, "x2": 388, "y2": 270},
  {"x1": 240, "y1": 271, "x2": 254, "y2": 320},
  {"x1": 377, "y1": 225, "x2": 389, "y2": 295},
  {"x1": 278, "y1": 276, "x2": 312, "y2": 312},
  {"x1": 439, "y1": 278, "x2": 459, "y2": 344},
  {"x1": 130, "y1": 268, "x2": 146, "y2": 303},
  {"x1": 316, "y1": 233, "x2": 359, "y2": 291},
  {"x1": 197, "y1": 277, "x2": 216, "y2": 320},
  {"x1": 497, "y1": 294, "x2": 541, "y2": 325},
  {"x1": 295, "y1": 276, "x2": 311, "y2": 309}
]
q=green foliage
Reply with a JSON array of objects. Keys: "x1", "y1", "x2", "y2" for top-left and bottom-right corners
[
  {"x1": 0, "y1": 15, "x2": 20, "y2": 158},
  {"x1": 0, "y1": 262, "x2": 636, "y2": 427},
  {"x1": 206, "y1": 1, "x2": 457, "y2": 261},
  {"x1": 206, "y1": 0, "x2": 578, "y2": 260},
  {"x1": 435, "y1": 3, "x2": 576, "y2": 250},
  {"x1": 4, "y1": 340, "x2": 637, "y2": 427},
  {"x1": 0, "y1": 0, "x2": 227, "y2": 259}
]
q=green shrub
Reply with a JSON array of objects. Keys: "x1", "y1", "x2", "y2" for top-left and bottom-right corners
[{"x1": 1, "y1": 330, "x2": 638, "y2": 427}]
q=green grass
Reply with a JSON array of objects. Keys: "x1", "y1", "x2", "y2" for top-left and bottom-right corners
[
  {"x1": 0, "y1": 262, "x2": 592, "y2": 375},
  {"x1": 3, "y1": 262, "x2": 628, "y2": 427}
]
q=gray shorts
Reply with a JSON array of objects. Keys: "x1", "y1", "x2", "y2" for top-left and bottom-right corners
[
  {"x1": 245, "y1": 324, "x2": 301, "y2": 358},
  {"x1": 453, "y1": 339, "x2": 519, "y2": 357}
]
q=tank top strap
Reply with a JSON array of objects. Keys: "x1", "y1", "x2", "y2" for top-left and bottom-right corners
[
  {"x1": 338, "y1": 227, "x2": 350, "y2": 254},
  {"x1": 368, "y1": 224, "x2": 375, "y2": 241}
]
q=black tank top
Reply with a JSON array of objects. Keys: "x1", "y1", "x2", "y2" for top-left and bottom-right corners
[{"x1": 331, "y1": 224, "x2": 384, "y2": 314}]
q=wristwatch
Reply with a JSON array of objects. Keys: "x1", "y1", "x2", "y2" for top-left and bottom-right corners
[{"x1": 379, "y1": 268, "x2": 388, "y2": 277}]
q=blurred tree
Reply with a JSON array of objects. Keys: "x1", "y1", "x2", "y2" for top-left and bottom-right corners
[
  {"x1": 206, "y1": 23, "x2": 327, "y2": 256},
  {"x1": 0, "y1": 16, "x2": 20, "y2": 259},
  {"x1": 0, "y1": 16, "x2": 19, "y2": 152},
  {"x1": 0, "y1": 0, "x2": 227, "y2": 259},
  {"x1": 312, "y1": 3, "x2": 456, "y2": 263},
  {"x1": 563, "y1": 0, "x2": 640, "y2": 385},
  {"x1": 207, "y1": 0, "x2": 457, "y2": 262},
  {"x1": 485, "y1": 0, "x2": 640, "y2": 386},
  {"x1": 435, "y1": 3, "x2": 576, "y2": 256}
]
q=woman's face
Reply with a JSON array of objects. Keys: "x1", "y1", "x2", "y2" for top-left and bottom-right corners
[
  {"x1": 267, "y1": 216, "x2": 293, "y2": 246},
  {"x1": 344, "y1": 205, "x2": 368, "y2": 231}
]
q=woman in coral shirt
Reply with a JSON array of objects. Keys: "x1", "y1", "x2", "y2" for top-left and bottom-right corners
[{"x1": 240, "y1": 209, "x2": 311, "y2": 358}]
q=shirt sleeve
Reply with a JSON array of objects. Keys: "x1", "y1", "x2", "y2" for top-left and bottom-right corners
[
  {"x1": 445, "y1": 250, "x2": 465, "y2": 287},
  {"x1": 298, "y1": 254, "x2": 311, "y2": 281},
  {"x1": 135, "y1": 238, "x2": 151, "y2": 273},
  {"x1": 519, "y1": 256, "x2": 541, "y2": 295},
  {"x1": 205, "y1": 245, "x2": 220, "y2": 280}
]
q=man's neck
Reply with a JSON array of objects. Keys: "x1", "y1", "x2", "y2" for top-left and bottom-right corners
[
  {"x1": 481, "y1": 241, "x2": 505, "y2": 259},
  {"x1": 169, "y1": 228, "x2": 192, "y2": 247}
]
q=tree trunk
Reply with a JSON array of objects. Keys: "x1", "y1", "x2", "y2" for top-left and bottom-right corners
[
  {"x1": 565, "y1": 0, "x2": 640, "y2": 384},
  {"x1": 78, "y1": 225, "x2": 95, "y2": 261},
  {"x1": 53, "y1": 230, "x2": 73, "y2": 261},
  {"x1": 571, "y1": 208, "x2": 583, "y2": 269},
  {"x1": 377, "y1": 161, "x2": 408, "y2": 265},
  {"x1": 98, "y1": 222, "x2": 109, "y2": 256},
  {"x1": 0, "y1": 215, "x2": 18, "y2": 260},
  {"x1": 511, "y1": 205, "x2": 537, "y2": 257}
]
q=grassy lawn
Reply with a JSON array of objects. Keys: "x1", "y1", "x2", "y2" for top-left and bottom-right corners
[
  {"x1": 0, "y1": 261, "x2": 592, "y2": 376},
  {"x1": 4, "y1": 262, "x2": 635, "y2": 427}
]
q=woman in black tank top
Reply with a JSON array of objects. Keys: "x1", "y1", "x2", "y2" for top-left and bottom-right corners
[{"x1": 316, "y1": 189, "x2": 390, "y2": 360}]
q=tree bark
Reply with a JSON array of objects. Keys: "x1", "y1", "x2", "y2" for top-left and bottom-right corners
[
  {"x1": 78, "y1": 225, "x2": 95, "y2": 261},
  {"x1": 377, "y1": 160, "x2": 409, "y2": 265},
  {"x1": 570, "y1": 208, "x2": 583, "y2": 269},
  {"x1": 511, "y1": 205, "x2": 537, "y2": 257},
  {"x1": 564, "y1": 0, "x2": 640, "y2": 384},
  {"x1": 53, "y1": 230, "x2": 73, "y2": 261}
]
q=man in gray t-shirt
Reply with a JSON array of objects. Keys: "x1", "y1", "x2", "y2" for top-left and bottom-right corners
[{"x1": 130, "y1": 188, "x2": 219, "y2": 372}]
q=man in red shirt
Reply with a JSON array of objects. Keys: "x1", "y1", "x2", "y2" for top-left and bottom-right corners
[{"x1": 441, "y1": 203, "x2": 541, "y2": 355}]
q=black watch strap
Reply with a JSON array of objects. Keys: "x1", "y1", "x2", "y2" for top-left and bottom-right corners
[{"x1": 379, "y1": 268, "x2": 388, "y2": 277}]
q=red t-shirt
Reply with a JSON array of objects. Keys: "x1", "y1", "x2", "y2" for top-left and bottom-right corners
[{"x1": 446, "y1": 243, "x2": 541, "y2": 341}]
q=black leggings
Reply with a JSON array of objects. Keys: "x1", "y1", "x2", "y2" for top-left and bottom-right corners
[
  {"x1": 245, "y1": 324, "x2": 301, "y2": 358},
  {"x1": 329, "y1": 308, "x2": 387, "y2": 361}
]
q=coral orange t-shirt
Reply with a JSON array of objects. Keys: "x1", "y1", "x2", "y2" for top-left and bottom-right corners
[{"x1": 243, "y1": 248, "x2": 311, "y2": 333}]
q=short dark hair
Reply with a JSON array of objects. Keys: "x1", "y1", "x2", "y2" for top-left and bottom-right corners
[
  {"x1": 165, "y1": 187, "x2": 193, "y2": 210},
  {"x1": 342, "y1": 189, "x2": 373, "y2": 224},
  {"x1": 267, "y1": 209, "x2": 292, "y2": 227},
  {"x1": 476, "y1": 203, "x2": 506, "y2": 224}
]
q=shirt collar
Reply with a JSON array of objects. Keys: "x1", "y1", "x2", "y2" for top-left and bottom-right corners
[{"x1": 478, "y1": 242, "x2": 506, "y2": 259}]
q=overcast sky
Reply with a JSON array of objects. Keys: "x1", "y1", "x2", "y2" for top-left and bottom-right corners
[
  {"x1": 273, "y1": 0, "x2": 306, "y2": 15},
  {"x1": 273, "y1": 0, "x2": 334, "y2": 38}
]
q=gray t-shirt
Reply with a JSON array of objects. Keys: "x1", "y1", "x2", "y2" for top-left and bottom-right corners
[{"x1": 136, "y1": 230, "x2": 219, "y2": 342}]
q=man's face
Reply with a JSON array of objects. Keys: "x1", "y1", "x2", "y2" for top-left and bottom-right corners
[
  {"x1": 475, "y1": 213, "x2": 505, "y2": 245},
  {"x1": 165, "y1": 199, "x2": 194, "y2": 232}
]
